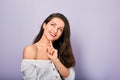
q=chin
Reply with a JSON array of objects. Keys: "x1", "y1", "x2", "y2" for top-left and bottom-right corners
[{"x1": 48, "y1": 37, "x2": 58, "y2": 42}]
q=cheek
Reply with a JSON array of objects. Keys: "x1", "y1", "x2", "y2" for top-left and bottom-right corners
[
  {"x1": 45, "y1": 27, "x2": 50, "y2": 31},
  {"x1": 43, "y1": 29, "x2": 49, "y2": 36},
  {"x1": 57, "y1": 32, "x2": 62, "y2": 38},
  {"x1": 44, "y1": 25, "x2": 51, "y2": 30},
  {"x1": 53, "y1": 33, "x2": 63, "y2": 41},
  {"x1": 44, "y1": 27, "x2": 52, "y2": 35}
]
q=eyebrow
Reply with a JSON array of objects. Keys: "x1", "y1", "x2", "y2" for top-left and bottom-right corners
[
  {"x1": 51, "y1": 22, "x2": 64, "y2": 28},
  {"x1": 51, "y1": 22, "x2": 57, "y2": 25}
]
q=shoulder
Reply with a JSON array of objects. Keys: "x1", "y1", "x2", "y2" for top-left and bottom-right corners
[{"x1": 22, "y1": 44, "x2": 37, "y2": 59}]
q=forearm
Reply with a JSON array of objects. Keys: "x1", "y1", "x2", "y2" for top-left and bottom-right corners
[{"x1": 52, "y1": 58, "x2": 70, "y2": 78}]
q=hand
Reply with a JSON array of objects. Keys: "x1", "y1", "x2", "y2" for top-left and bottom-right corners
[{"x1": 47, "y1": 41, "x2": 58, "y2": 61}]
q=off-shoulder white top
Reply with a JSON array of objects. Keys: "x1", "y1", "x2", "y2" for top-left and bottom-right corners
[{"x1": 21, "y1": 59, "x2": 75, "y2": 80}]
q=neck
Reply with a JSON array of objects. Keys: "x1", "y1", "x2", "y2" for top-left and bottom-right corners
[{"x1": 37, "y1": 34, "x2": 50, "y2": 46}]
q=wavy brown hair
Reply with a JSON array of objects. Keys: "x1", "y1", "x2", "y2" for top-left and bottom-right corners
[{"x1": 33, "y1": 13, "x2": 75, "y2": 68}]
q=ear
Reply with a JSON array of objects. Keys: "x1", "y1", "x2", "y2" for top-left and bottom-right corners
[{"x1": 43, "y1": 23, "x2": 46, "y2": 29}]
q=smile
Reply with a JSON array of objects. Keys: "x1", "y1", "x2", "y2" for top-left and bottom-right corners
[{"x1": 50, "y1": 32, "x2": 56, "y2": 37}]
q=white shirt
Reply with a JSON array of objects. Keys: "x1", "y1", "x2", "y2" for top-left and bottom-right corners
[{"x1": 21, "y1": 59, "x2": 75, "y2": 80}]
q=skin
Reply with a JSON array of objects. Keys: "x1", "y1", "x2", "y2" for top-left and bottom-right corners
[{"x1": 23, "y1": 17, "x2": 70, "y2": 78}]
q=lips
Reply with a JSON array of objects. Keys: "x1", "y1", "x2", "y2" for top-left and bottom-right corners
[{"x1": 50, "y1": 32, "x2": 56, "y2": 37}]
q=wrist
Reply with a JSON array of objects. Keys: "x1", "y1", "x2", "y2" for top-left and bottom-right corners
[{"x1": 52, "y1": 58, "x2": 59, "y2": 63}]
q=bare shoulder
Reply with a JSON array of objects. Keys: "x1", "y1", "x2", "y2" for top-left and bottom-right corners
[{"x1": 22, "y1": 45, "x2": 37, "y2": 59}]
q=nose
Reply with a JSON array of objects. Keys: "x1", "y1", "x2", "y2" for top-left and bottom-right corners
[{"x1": 53, "y1": 27, "x2": 58, "y2": 33}]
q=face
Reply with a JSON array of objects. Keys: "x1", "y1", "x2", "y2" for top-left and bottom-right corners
[{"x1": 43, "y1": 17, "x2": 65, "y2": 41}]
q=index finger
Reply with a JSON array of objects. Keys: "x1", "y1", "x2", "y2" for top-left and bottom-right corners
[
  {"x1": 50, "y1": 40, "x2": 52, "y2": 44},
  {"x1": 49, "y1": 40, "x2": 53, "y2": 47}
]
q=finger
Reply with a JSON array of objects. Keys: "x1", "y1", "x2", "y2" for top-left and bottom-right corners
[
  {"x1": 47, "y1": 45, "x2": 51, "y2": 52},
  {"x1": 54, "y1": 49, "x2": 58, "y2": 53},
  {"x1": 47, "y1": 52, "x2": 52, "y2": 59},
  {"x1": 50, "y1": 49, "x2": 54, "y2": 55},
  {"x1": 50, "y1": 40, "x2": 52, "y2": 44},
  {"x1": 48, "y1": 47, "x2": 52, "y2": 53},
  {"x1": 49, "y1": 40, "x2": 53, "y2": 47}
]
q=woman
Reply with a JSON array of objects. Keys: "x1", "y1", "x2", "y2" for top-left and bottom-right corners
[{"x1": 21, "y1": 13, "x2": 76, "y2": 80}]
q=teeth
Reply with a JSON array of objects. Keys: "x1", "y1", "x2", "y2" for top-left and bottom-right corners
[{"x1": 50, "y1": 33, "x2": 56, "y2": 37}]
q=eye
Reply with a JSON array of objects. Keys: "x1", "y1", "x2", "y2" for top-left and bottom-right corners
[
  {"x1": 58, "y1": 28, "x2": 63, "y2": 32},
  {"x1": 51, "y1": 23, "x2": 55, "y2": 27}
]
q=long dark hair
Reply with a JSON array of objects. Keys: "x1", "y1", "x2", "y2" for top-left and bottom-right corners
[{"x1": 33, "y1": 13, "x2": 75, "y2": 68}]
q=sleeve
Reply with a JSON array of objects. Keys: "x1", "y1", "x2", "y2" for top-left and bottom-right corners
[
  {"x1": 64, "y1": 67, "x2": 75, "y2": 80},
  {"x1": 21, "y1": 60, "x2": 37, "y2": 80}
]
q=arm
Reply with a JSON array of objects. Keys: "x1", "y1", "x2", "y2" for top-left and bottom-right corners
[
  {"x1": 21, "y1": 60, "x2": 37, "y2": 80},
  {"x1": 52, "y1": 58, "x2": 70, "y2": 78},
  {"x1": 21, "y1": 45, "x2": 37, "y2": 80},
  {"x1": 64, "y1": 67, "x2": 75, "y2": 80},
  {"x1": 47, "y1": 42, "x2": 74, "y2": 78},
  {"x1": 52, "y1": 59, "x2": 75, "y2": 80}
]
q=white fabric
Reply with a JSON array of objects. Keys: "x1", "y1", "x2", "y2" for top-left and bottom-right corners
[{"x1": 21, "y1": 59, "x2": 75, "y2": 80}]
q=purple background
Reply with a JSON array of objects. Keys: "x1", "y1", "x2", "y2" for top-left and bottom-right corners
[{"x1": 0, "y1": 0, "x2": 120, "y2": 80}]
